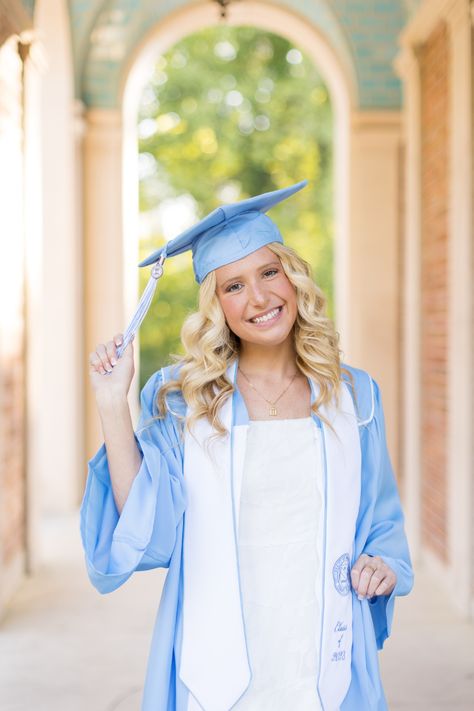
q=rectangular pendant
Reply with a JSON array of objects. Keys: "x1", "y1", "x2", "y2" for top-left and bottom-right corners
[{"x1": 269, "y1": 407, "x2": 277, "y2": 416}]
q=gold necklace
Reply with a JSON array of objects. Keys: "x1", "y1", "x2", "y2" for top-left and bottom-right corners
[{"x1": 238, "y1": 366, "x2": 299, "y2": 417}]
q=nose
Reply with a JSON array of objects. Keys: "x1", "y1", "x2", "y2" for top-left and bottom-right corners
[{"x1": 247, "y1": 279, "x2": 268, "y2": 306}]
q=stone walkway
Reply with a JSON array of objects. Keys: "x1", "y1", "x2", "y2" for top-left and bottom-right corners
[{"x1": 0, "y1": 512, "x2": 473, "y2": 710}]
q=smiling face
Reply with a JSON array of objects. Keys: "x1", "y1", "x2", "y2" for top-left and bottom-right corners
[{"x1": 214, "y1": 245, "x2": 298, "y2": 348}]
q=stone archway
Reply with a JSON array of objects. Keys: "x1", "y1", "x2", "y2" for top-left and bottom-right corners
[
  {"x1": 82, "y1": 0, "x2": 356, "y2": 454},
  {"x1": 82, "y1": 1, "x2": 404, "y2": 475},
  {"x1": 122, "y1": 0, "x2": 356, "y2": 349}
]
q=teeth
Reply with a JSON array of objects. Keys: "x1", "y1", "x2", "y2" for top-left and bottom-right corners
[{"x1": 251, "y1": 307, "x2": 280, "y2": 324}]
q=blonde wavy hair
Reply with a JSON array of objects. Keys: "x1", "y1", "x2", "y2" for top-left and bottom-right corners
[{"x1": 156, "y1": 242, "x2": 354, "y2": 435}]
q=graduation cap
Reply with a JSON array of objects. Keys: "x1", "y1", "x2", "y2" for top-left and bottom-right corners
[{"x1": 117, "y1": 179, "x2": 309, "y2": 358}]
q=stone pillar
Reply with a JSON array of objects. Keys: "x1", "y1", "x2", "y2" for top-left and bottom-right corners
[
  {"x1": 445, "y1": 0, "x2": 473, "y2": 617},
  {"x1": 394, "y1": 45, "x2": 423, "y2": 564},
  {"x1": 83, "y1": 109, "x2": 127, "y2": 458},
  {"x1": 347, "y1": 111, "x2": 402, "y2": 471},
  {"x1": 396, "y1": 0, "x2": 474, "y2": 618},
  {"x1": 0, "y1": 35, "x2": 27, "y2": 618},
  {"x1": 26, "y1": 0, "x2": 84, "y2": 530},
  {"x1": 23, "y1": 35, "x2": 44, "y2": 574}
]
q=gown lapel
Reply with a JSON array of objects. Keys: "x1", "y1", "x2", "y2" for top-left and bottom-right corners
[
  {"x1": 313, "y1": 379, "x2": 361, "y2": 709},
  {"x1": 180, "y1": 361, "x2": 251, "y2": 711}
]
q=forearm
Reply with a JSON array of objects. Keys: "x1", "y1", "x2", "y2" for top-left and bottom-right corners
[{"x1": 96, "y1": 392, "x2": 143, "y2": 515}]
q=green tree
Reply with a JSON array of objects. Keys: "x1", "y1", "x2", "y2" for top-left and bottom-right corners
[{"x1": 138, "y1": 26, "x2": 333, "y2": 388}]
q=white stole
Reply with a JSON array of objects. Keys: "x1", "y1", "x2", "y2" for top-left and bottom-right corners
[{"x1": 179, "y1": 362, "x2": 361, "y2": 711}]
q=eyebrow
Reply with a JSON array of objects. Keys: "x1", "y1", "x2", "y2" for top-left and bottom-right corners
[{"x1": 219, "y1": 261, "x2": 281, "y2": 289}]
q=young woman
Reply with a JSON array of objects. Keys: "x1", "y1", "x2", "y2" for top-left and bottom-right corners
[{"x1": 81, "y1": 181, "x2": 413, "y2": 711}]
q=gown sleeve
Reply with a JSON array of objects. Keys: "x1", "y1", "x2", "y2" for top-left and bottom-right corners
[
  {"x1": 360, "y1": 377, "x2": 414, "y2": 649},
  {"x1": 79, "y1": 370, "x2": 187, "y2": 594}
]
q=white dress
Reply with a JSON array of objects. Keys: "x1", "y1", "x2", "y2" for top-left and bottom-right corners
[{"x1": 233, "y1": 417, "x2": 324, "y2": 710}]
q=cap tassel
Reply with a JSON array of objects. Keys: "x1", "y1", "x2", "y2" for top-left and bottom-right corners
[{"x1": 116, "y1": 253, "x2": 166, "y2": 359}]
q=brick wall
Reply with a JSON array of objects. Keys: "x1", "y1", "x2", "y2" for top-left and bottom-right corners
[
  {"x1": 1, "y1": 361, "x2": 26, "y2": 564},
  {"x1": 0, "y1": 36, "x2": 27, "y2": 612},
  {"x1": 419, "y1": 21, "x2": 449, "y2": 564}
]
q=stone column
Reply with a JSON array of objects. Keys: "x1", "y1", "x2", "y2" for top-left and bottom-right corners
[
  {"x1": 396, "y1": 0, "x2": 474, "y2": 617},
  {"x1": 445, "y1": 0, "x2": 473, "y2": 617},
  {"x1": 393, "y1": 44, "x2": 423, "y2": 565},
  {"x1": 26, "y1": 0, "x2": 84, "y2": 531},
  {"x1": 83, "y1": 109, "x2": 127, "y2": 458},
  {"x1": 0, "y1": 35, "x2": 26, "y2": 618},
  {"x1": 347, "y1": 111, "x2": 403, "y2": 471}
]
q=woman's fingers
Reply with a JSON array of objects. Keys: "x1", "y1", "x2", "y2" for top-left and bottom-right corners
[
  {"x1": 113, "y1": 333, "x2": 123, "y2": 349},
  {"x1": 106, "y1": 340, "x2": 117, "y2": 367},
  {"x1": 96, "y1": 343, "x2": 113, "y2": 373},
  {"x1": 88, "y1": 334, "x2": 134, "y2": 399},
  {"x1": 350, "y1": 553, "x2": 371, "y2": 591},
  {"x1": 357, "y1": 570, "x2": 378, "y2": 598},
  {"x1": 88, "y1": 333, "x2": 133, "y2": 381},
  {"x1": 373, "y1": 579, "x2": 390, "y2": 596},
  {"x1": 89, "y1": 336, "x2": 121, "y2": 375},
  {"x1": 88, "y1": 351, "x2": 104, "y2": 375},
  {"x1": 365, "y1": 563, "x2": 388, "y2": 597},
  {"x1": 351, "y1": 554, "x2": 395, "y2": 599}
]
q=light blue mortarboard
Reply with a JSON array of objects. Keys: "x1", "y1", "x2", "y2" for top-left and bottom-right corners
[{"x1": 117, "y1": 179, "x2": 308, "y2": 357}]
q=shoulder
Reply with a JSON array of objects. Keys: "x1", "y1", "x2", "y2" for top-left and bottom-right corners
[
  {"x1": 341, "y1": 362, "x2": 379, "y2": 426},
  {"x1": 140, "y1": 363, "x2": 186, "y2": 418},
  {"x1": 160, "y1": 362, "x2": 183, "y2": 384}
]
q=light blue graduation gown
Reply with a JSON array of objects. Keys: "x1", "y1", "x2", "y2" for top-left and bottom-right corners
[{"x1": 80, "y1": 361, "x2": 414, "y2": 710}]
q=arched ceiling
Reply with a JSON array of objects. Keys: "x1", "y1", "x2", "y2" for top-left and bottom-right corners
[{"x1": 64, "y1": 0, "x2": 422, "y2": 109}]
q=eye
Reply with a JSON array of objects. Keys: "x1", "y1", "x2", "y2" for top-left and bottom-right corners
[
  {"x1": 225, "y1": 282, "x2": 243, "y2": 293},
  {"x1": 263, "y1": 268, "x2": 279, "y2": 278}
]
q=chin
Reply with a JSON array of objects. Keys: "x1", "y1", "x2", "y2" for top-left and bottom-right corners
[{"x1": 240, "y1": 325, "x2": 294, "y2": 347}]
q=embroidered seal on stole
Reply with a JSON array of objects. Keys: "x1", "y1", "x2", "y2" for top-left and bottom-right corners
[{"x1": 332, "y1": 553, "x2": 351, "y2": 596}]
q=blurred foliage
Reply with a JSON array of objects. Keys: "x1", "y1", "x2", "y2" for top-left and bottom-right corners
[{"x1": 138, "y1": 26, "x2": 334, "y2": 389}]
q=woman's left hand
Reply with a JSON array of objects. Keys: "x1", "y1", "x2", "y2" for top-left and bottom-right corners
[{"x1": 350, "y1": 553, "x2": 397, "y2": 600}]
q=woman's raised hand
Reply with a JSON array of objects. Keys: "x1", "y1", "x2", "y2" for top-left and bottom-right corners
[{"x1": 89, "y1": 333, "x2": 135, "y2": 401}]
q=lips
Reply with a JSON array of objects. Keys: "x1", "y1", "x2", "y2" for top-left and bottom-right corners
[{"x1": 248, "y1": 305, "x2": 283, "y2": 324}]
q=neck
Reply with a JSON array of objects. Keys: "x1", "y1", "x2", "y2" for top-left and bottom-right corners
[{"x1": 238, "y1": 335, "x2": 298, "y2": 379}]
